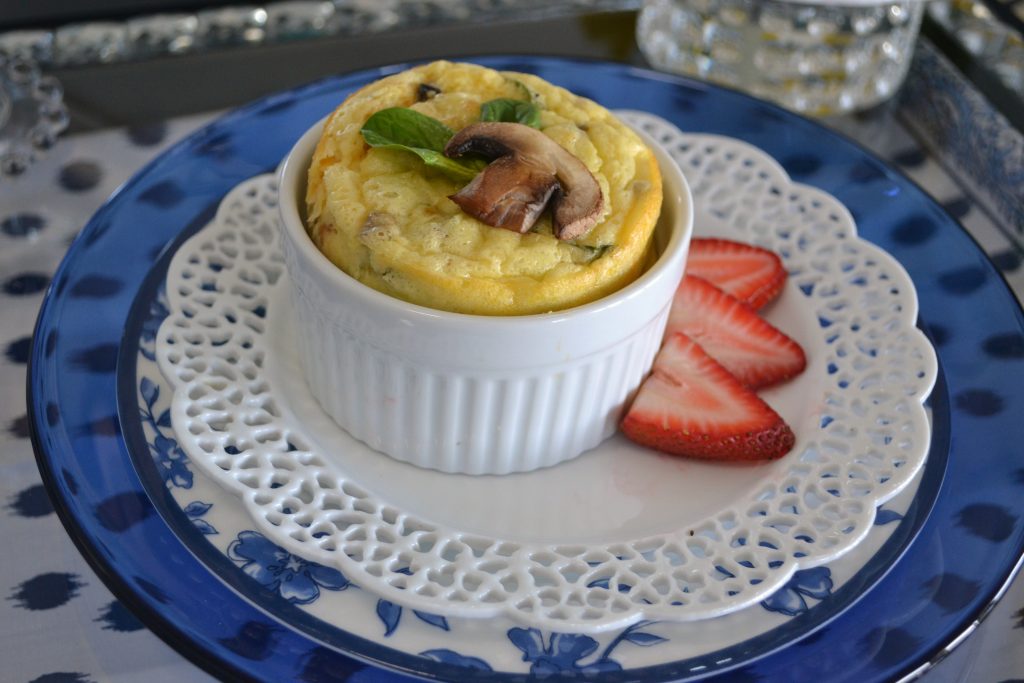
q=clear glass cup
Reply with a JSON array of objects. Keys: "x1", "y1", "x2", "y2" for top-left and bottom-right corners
[
  {"x1": 0, "y1": 54, "x2": 68, "y2": 176},
  {"x1": 637, "y1": 0, "x2": 926, "y2": 115}
]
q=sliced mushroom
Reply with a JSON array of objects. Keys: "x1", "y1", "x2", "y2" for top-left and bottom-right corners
[{"x1": 443, "y1": 122, "x2": 604, "y2": 240}]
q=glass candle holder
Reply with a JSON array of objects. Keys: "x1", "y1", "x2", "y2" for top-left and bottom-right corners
[{"x1": 637, "y1": 0, "x2": 926, "y2": 115}]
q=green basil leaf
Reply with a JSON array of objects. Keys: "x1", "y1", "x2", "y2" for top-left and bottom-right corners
[
  {"x1": 362, "y1": 107, "x2": 454, "y2": 151},
  {"x1": 361, "y1": 107, "x2": 485, "y2": 181},
  {"x1": 480, "y1": 98, "x2": 541, "y2": 128},
  {"x1": 505, "y1": 78, "x2": 541, "y2": 105},
  {"x1": 381, "y1": 145, "x2": 485, "y2": 182}
]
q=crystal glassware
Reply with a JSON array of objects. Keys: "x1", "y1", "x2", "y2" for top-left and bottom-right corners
[
  {"x1": 0, "y1": 54, "x2": 68, "y2": 176},
  {"x1": 637, "y1": 0, "x2": 926, "y2": 115}
]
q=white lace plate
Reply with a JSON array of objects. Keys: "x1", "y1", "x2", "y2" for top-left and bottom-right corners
[{"x1": 156, "y1": 111, "x2": 937, "y2": 632}]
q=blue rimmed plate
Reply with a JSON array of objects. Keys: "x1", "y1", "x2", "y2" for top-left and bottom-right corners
[{"x1": 29, "y1": 56, "x2": 1024, "y2": 682}]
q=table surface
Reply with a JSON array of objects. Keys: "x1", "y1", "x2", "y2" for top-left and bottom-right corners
[{"x1": 3, "y1": 10, "x2": 1024, "y2": 683}]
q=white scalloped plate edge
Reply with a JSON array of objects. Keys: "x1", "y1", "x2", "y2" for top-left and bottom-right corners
[{"x1": 156, "y1": 111, "x2": 937, "y2": 632}]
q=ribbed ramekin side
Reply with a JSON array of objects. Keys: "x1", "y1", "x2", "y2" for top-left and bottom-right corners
[{"x1": 289, "y1": 285, "x2": 671, "y2": 474}]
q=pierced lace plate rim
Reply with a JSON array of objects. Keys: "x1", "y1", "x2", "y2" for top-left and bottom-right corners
[{"x1": 156, "y1": 111, "x2": 938, "y2": 633}]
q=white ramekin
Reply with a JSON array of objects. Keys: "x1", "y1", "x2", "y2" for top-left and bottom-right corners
[{"x1": 277, "y1": 119, "x2": 692, "y2": 475}]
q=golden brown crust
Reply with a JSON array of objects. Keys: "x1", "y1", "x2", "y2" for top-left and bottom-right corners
[{"x1": 305, "y1": 60, "x2": 663, "y2": 315}]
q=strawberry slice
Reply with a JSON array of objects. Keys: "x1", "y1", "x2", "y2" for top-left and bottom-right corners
[
  {"x1": 666, "y1": 275, "x2": 806, "y2": 390},
  {"x1": 621, "y1": 333, "x2": 795, "y2": 461},
  {"x1": 686, "y1": 238, "x2": 787, "y2": 309}
]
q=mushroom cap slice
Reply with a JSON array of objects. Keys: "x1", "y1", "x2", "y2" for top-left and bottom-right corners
[{"x1": 444, "y1": 122, "x2": 604, "y2": 240}]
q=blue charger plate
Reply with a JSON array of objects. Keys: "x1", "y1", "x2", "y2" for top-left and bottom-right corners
[{"x1": 29, "y1": 56, "x2": 1024, "y2": 682}]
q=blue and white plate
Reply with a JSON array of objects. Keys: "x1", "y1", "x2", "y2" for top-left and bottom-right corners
[{"x1": 29, "y1": 57, "x2": 1024, "y2": 682}]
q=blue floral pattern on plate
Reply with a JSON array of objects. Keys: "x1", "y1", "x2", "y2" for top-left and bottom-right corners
[
  {"x1": 228, "y1": 531, "x2": 350, "y2": 605},
  {"x1": 419, "y1": 623, "x2": 669, "y2": 675},
  {"x1": 183, "y1": 501, "x2": 217, "y2": 535},
  {"x1": 139, "y1": 376, "x2": 192, "y2": 490},
  {"x1": 760, "y1": 568, "x2": 834, "y2": 617},
  {"x1": 375, "y1": 599, "x2": 450, "y2": 637}
]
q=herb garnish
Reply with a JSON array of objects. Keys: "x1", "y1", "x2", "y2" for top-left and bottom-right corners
[
  {"x1": 480, "y1": 98, "x2": 541, "y2": 128},
  {"x1": 361, "y1": 108, "x2": 485, "y2": 182},
  {"x1": 359, "y1": 97, "x2": 542, "y2": 181}
]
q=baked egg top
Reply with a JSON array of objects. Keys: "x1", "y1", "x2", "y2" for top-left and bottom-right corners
[{"x1": 306, "y1": 60, "x2": 663, "y2": 315}]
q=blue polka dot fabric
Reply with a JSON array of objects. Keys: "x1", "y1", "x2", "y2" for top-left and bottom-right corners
[
  {"x1": 2, "y1": 100, "x2": 1023, "y2": 683},
  {"x1": 0, "y1": 117, "x2": 219, "y2": 683}
]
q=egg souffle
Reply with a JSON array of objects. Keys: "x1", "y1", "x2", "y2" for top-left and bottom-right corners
[{"x1": 305, "y1": 60, "x2": 664, "y2": 315}]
